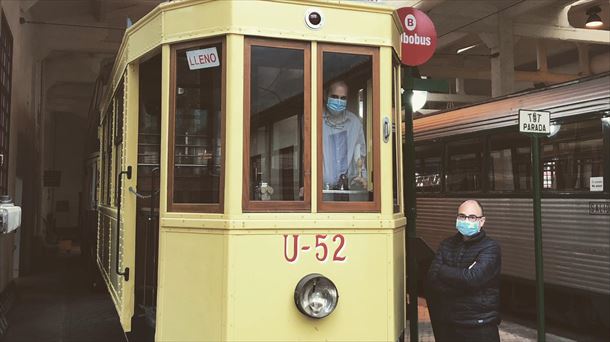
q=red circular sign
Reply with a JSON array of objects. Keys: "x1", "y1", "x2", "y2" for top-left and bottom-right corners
[{"x1": 396, "y1": 7, "x2": 437, "y2": 66}]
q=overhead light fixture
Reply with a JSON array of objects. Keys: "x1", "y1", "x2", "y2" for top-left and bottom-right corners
[
  {"x1": 585, "y1": 6, "x2": 603, "y2": 28},
  {"x1": 457, "y1": 44, "x2": 477, "y2": 54}
]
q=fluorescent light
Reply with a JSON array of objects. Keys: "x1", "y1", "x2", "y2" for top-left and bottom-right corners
[{"x1": 457, "y1": 44, "x2": 477, "y2": 54}]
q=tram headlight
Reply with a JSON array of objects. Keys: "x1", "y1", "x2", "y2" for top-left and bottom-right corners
[{"x1": 294, "y1": 274, "x2": 338, "y2": 319}]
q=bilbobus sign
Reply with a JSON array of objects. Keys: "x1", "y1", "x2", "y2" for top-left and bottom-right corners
[{"x1": 396, "y1": 7, "x2": 437, "y2": 66}]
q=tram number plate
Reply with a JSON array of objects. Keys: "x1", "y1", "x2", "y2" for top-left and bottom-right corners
[
  {"x1": 283, "y1": 234, "x2": 346, "y2": 263},
  {"x1": 589, "y1": 202, "x2": 610, "y2": 215}
]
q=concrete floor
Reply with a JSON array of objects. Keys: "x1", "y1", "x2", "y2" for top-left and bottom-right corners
[
  {"x1": 2, "y1": 247, "x2": 603, "y2": 342},
  {"x1": 3, "y1": 252, "x2": 126, "y2": 342},
  {"x1": 404, "y1": 299, "x2": 591, "y2": 342}
]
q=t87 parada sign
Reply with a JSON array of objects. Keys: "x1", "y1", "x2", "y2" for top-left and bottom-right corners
[{"x1": 519, "y1": 109, "x2": 551, "y2": 135}]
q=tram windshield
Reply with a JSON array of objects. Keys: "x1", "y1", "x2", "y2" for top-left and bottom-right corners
[
  {"x1": 321, "y1": 49, "x2": 374, "y2": 202},
  {"x1": 247, "y1": 41, "x2": 307, "y2": 203}
]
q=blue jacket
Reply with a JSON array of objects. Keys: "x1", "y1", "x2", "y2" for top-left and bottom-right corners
[{"x1": 426, "y1": 229, "x2": 501, "y2": 327}]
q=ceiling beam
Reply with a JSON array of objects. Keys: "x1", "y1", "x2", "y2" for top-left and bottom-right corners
[
  {"x1": 20, "y1": 0, "x2": 40, "y2": 13},
  {"x1": 513, "y1": 23, "x2": 610, "y2": 45},
  {"x1": 419, "y1": 65, "x2": 580, "y2": 84}
]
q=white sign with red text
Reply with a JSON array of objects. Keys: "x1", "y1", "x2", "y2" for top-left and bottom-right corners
[{"x1": 186, "y1": 47, "x2": 220, "y2": 70}]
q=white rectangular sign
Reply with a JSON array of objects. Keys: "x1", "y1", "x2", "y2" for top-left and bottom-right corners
[
  {"x1": 186, "y1": 47, "x2": 220, "y2": 70},
  {"x1": 590, "y1": 177, "x2": 604, "y2": 192},
  {"x1": 519, "y1": 109, "x2": 550, "y2": 134}
]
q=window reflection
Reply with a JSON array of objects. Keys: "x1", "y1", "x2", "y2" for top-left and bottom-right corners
[
  {"x1": 445, "y1": 138, "x2": 482, "y2": 192},
  {"x1": 172, "y1": 42, "x2": 222, "y2": 205},
  {"x1": 488, "y1": 132, "x2": 531, "y2": 192},
  {"x1": 415, "y1": 143, "x2": 442, "y2": 192},
  {"x1": 248, "y1": 44, "x2": 305, "y2": 202},
  {"x1": 321, "y1": 51, "x2": 372, "y2": 202}
]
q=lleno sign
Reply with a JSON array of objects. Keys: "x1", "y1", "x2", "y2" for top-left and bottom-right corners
[
  {"x1": 396, "y1": 7, "x2": 437, "y2": 66},
  {"x1": 519, "y1": 109, "x2": 551, "y2": 134}
]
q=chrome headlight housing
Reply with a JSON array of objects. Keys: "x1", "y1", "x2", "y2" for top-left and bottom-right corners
[{"x1": 294, "y1": 274, "x2": 338, "y2": 319}]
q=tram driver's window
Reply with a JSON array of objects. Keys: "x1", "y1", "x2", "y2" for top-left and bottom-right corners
[
  {"x1": 320, "y1": 48, "x2": 376, "y2": 204},
  {"x1": 244, "y1": 39, "x2": 309, "y2": 209},
  {"x1": 170, "y1": 40, "x2": 224, "y2": 210}
]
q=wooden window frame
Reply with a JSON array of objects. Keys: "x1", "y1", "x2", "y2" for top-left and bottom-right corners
[
  {"x1": 317, "y1": 44, "x2": 381, "y2": 213},
  {"x1": 167, "y1": 37, "x2": 226, "y2": 213},
  {"x1": 242, "y1": 38, "x2": 311, "y2": 212}
]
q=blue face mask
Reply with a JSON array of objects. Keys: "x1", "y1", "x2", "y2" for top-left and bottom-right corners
[
  {"x1": 327, "y1": 97, "x2": 347, "y2": 113},
  {"x1": 456, "y1": 219, "x2": 480, "y2": 237}
]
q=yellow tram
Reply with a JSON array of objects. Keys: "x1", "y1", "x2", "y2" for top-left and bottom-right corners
[{"x1": 96, "y1": 0, "x2": 406, "y2": 340}]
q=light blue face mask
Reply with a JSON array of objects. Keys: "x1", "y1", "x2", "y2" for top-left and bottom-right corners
[
  {"x1": 456, "y1": 219, "x2": 480, "y2": 237},
  {"x1": 327, "y1": 97, "x2": 347, "y2": 113}
]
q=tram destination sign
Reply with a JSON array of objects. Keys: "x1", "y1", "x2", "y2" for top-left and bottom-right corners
[{"x1": 519, "y1": 109, "x2": 551, "y2": 135}]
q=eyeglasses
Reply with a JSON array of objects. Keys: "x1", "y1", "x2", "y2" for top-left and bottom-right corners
[
  {"x1": 329, "y1": 94, "x2": 347, "y2": 100},
  {"x1": 457, "y1": 214, "x2": 483, "y2": 222}
]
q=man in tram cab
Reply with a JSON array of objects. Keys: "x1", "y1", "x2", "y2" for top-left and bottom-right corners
[
  {"x1": 426, "y1": 200, "x2": 502, "y2": 342},
  {"x1": 322, "y1": 80, "x2": 367, "y2": 191}
]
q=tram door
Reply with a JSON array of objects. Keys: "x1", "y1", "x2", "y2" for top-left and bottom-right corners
[{"x1": 132, "y1": 54, "x2": 161, "y2": 339}]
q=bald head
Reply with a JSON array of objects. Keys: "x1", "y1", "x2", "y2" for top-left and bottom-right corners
[{"x1": 458, "y1": 200, "x2": 484, "y2": 217}]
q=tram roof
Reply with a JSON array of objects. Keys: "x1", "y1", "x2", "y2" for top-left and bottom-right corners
[{"x1": 102, "y1": 0, "x2": 403, "y2": 113}]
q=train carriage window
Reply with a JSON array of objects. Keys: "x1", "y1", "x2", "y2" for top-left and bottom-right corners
[
  {"x1": 169, "y1": 39, "x2": 225, "y2": 212},
  {"x1": 244, "y1": 39, "x2": 310, "y2": 211},
  {"x1": 542, "y1": 117, "x2": 604, "y2": 192},
  {"x1": 318, "y1": 44, "x2": 379, "y2": 211},
  {"x1": 415, "y1": 142, "x2": 442, "y2": 193},
  {"x1": 445, "y1": 138, "x2": 483, "y2": 192},
  {"x1": 488, "y1": 131, "x2": 531, "y2": 192}
]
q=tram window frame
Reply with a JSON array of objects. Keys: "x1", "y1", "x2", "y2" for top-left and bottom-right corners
[
  {"x1": 391, "y1": 60, "x2": 401, "y2": 213},
  {"x1": 102, "y1": 107, "x2": 113, "y2": 206},
  {"x1": 168, "y1": 38, "x2": 226, "y2": 213},
  {"x1": 317, "y1": 43, "x2": 380, "y2": 213},
  {"x1": 243, "y1": 38, "x2": 311, "y2": 212},
  {"x1": 113, "y1": 78, "x2": 125, "y2": 207},
  {"x1": 540, "y1": 113, "x2": 608, "y2": 196}
]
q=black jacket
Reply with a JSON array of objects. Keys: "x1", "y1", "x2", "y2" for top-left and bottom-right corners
[{"x1": 426, "y1": 229, "x2": 501, "y2": 327}]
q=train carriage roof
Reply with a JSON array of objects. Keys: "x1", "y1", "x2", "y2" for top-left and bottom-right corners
[{"x1": 413, "y1": 72, "x2": 610, "y2": 141}]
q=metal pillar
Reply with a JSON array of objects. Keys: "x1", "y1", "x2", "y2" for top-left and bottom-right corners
[
  {"x1": 402, "y1": 67, "x2": 418, "y2": 342},
  {"x1": 531, "y1": 135, "x2": 545, "y2": 342}
]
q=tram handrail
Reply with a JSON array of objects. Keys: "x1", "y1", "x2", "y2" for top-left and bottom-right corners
[{"x1": 115, "y1": 165, "x2": 132, "y2": 281}]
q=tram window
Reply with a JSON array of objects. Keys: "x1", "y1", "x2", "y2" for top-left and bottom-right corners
[
  {"x1": 319, "y1": 45, "x2": 378, "y2": 209},
  {"x1": 415, "y1": 142, "x2": 442, "y2": 193},
  {"x1": 445, "y1": 138, "x2": 482, "y2": 192},
  {"x1": 541, "y1": 117, "x2": 604, "y2": 192},
  {"x1": 244, "y1": 39, "x2": 309, "y2": 210},
  {"x1": 169, "y1": 40, "x2": 224, "y2": 210},
  {"x1": 488, "y1": 131, "x2": 531, "y2": 192},
  {"x1": 103, "y1": 109, "x2": 113, "y2": 206},
  {"x1": 114, "y1": 80, "x2": 125, "y2": 207}
]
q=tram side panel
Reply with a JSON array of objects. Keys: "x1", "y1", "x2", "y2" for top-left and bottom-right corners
[{"x1": 154, "y1": 228, "x2": 404, "y2": 342}]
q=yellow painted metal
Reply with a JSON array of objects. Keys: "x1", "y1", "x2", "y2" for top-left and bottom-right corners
[{"x1": 97, "y1": 1, "x2": 406, "y2": 340}]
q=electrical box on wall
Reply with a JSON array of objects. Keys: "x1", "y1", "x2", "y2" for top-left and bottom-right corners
[{"x1": 0, "y1": 195, "x2": 21, "y2": 234}]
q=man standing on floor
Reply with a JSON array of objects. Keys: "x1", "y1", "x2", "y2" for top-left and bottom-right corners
[{"x1": 426, "y1": 199, "x2": 502, "y2": 342}]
